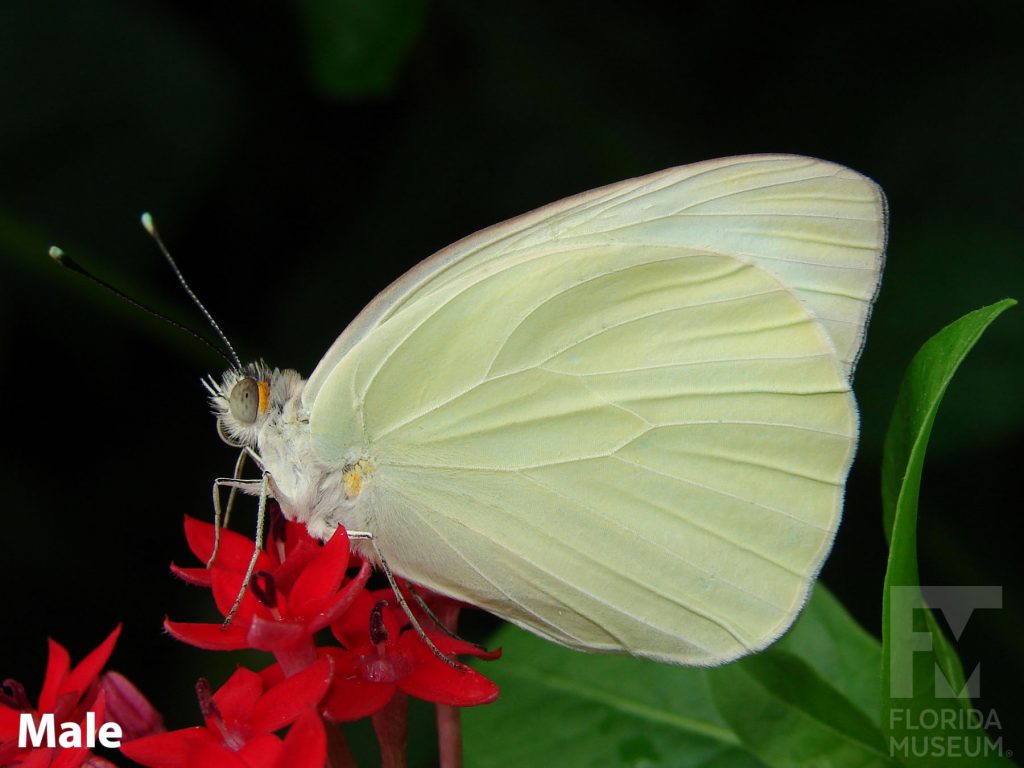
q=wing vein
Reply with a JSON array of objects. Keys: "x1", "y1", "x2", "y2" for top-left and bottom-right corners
[
  {"x1": 413, "y1": 474, "x2": 759, "y2": 650},
  {"x1": 607, "y1": 455, "x2": 831, "y2": 532}
]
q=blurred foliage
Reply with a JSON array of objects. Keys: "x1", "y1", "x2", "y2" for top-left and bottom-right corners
[
  {"x1": 298, "y1": 0, "x2": 425, "y2": 98},
  {"x1": 0, "y1": 0, "x2": 236, "y2": 255},
  {"x1": 0, "y1": 0, "x2": 1021, "y2": 763}
]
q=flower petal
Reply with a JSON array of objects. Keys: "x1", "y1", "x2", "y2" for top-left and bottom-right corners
[
  {"x1": 214, "y1": 667, "x2": 263, "y2": 727},
  {"x1": 287, "y1": 526, "x2": 350, "y2": 616},
  {"x1": 399, "y1": 663, "x2": 499, "y2": 707},
  {"x1": 0, "y1": 704, "x2": 20, "y2": 738},
  {"x1": 250, "y1": 656, "x2": 332, "y2": 734},
  {"x1": 22, "y1": 747, "x2": 58, "y2": 768},
  {"x1": 276, "y1": 519, "x2": 319, "y2": 562},
  {"x1": 120, "y1": 727, "x2": 214, "y2": 767},
  {"x1": 237, "y1": 733, "x2": 284, "y2": 768},
  {"x1": 306, "y1": 558, "x2": 372, "y2": 635},
  {"x1": 51, "y1": 743, "x2": 93, "y2": 768},
  {"x1": 82, "y1": 757, "x2": 121, "y2": 768},
  {"x1": 210, "y1": 567, "x2": 264, "y2": 624},
  {"x1": 244, "y1": 616, "x2": 305, "y2": 652},
  {"x1": 169, "y1": 563, "x2": 212, "y2": 587},
  {"x1": 319, "y1": 649, "x2": 396, "y2": 722},
  {"x1": 279, "y1": 709, "x2": 326, "y2": 768},
  {"x1": 183, "y1": 516, "x2": 259, "y2": 570},
  {"x1": 62, "y1": 625, "x2": 121, "y2": 702},
  {"x1": 39, "y1": 637, "x2": 71, "y2": 712},
  {"x1": 322, "y1": 676, "x2": 396, "y2": 722},
  {"x1": 330, "y1": 582, "x2": 401, "y2": 649},
  {"x1": 187, "y1": 736, "x2": 251, "y2": 768},
  {"x1": 100, "y1": 671, "x2": 165, "y2": 740},
  {"x1": 164, "y1": 620, "x2": 251, "y2": 651},
  {"x1": 182, "y1": 515, "x2": 215, "y2": 563},
  {"x1": 430, "y1": 634, "x2": 503, "y2": 661},
  {"x1": 269, "y1": 540, "x2": 319, "y2": 594},
  {"x1": 48, "y1": 690, "x2": 105, "y2": 768},
  {"x1": 257, "y1": 664, "x2": 284, "y2": 690},
  {"x1": 395, "y1": 633, "x2": 499, "y2": 706}
]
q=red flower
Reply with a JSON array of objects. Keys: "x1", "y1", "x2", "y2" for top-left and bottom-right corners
[
  {"x1": 163, "y1": 509, "x2": 500, "y2": 765},
  {"x1": 99, "y1": 672, "x2": 164, "y2": 743},
  {"x1": 165, "y1": 516, "x2": 370, "y2": 667},
  {"x1": 119, "y1": 660, "x2": 330, "y2": 768},
  {"x1": 316, "y1": 591, "x2": 501, "y2": 722},
  {"x1": 0, "y1": 628, "x2": 121, "y2": 768},
  {"x1": 170, "y1": 510, "x2": 315, "y2": 589}
]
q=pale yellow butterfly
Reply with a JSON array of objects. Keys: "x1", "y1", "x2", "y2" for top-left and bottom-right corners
[{"x1": 210, "y1": 154, "x2": 886, "y2": 666}]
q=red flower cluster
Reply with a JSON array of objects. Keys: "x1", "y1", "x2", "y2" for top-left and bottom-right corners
[
  {"x1": 0, "y1": 626, "x2": 160, "y2": 768},
  {"x1": 120, "y1": 663, "x2": 330, "y2": 768},
  {"x1": 119, "y1": 511, "x2": 499, "y2": 766},
  {"x1": 165, "y1": 514, "x2": 371, "y2": 672},
  {"x1": 5, "y1": 510, "x2": 499, "y2": 767}
]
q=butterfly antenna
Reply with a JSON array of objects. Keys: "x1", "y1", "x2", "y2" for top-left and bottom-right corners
[
  {"x1": 141, "y1": 212, "x2": 242, "y2": 371},
  {"x1": 49, "y1": 245, "x2": 238, "y2": 367}
]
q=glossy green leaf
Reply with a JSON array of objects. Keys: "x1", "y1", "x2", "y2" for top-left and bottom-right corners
[
  {"x1": 771, "y1": 585, "x2": 884, "y2": 726},
  {"x1": 880, "y1": 299, "x2": 1016, "y2": 767},
  {"x1": 463, "y1": 625, "x2": 756, "y2": 768},
  {"x1": 881, "y1": 299, "x2": 1017, "y2": 542},
  {"x1": 710, "y1": 650, "x2": 897, "y2": 768},
  {"x1": 464, "y1": 586, "x2": 884, "y2": 767},
  {"x1": 297, "y1": 0, "x2": 424, "y2": 98}
]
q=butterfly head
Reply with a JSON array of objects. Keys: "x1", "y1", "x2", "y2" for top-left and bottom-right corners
[{"x1": 205, "y1": 361, "x2": 278, "y2": 449}]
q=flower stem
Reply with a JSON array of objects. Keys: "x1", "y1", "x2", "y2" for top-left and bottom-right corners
[
  {"x1": 372, "y1": 692, "x2": 409, "y2": 768},
  {"x1": 325, "y1": 721, "x2": 357, "y2": 768},
  {"x1": 434, "y1": 601, "x2": 463, "y2": 768},
  {"x1": 436, "y1": 704, "x2": 462, "y2": 768}
]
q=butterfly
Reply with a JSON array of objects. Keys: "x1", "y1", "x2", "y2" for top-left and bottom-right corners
[{"x1": 204, "y1": 154, "x2": 886, "y2": 666}]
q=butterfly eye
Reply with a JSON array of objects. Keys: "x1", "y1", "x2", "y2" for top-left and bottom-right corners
[{"x1": 228, "y1": 377, "x2": 260, "y2": 424}]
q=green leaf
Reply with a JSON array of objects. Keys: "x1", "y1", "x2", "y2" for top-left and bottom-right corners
[
  {"x1": 463, "y1": 625, "x2": 756, "y2": 768},
  {"x1": 297, "y1": 0, "x2": 425, "y2": 98},
  {"x1": 880, "y1": 299, "x2": 1017, "y2": 543},
  {"x1": 464, "y1": 586, "x2": 884, "y2": 767},
  {"x1": 772, "y1": 585, "x2": 884, "y2": 726},
  {"x1": 707, "y1": 586, "x2": 895, "y2": 767},
  {"x1": 880, "y1": 299, "x2": 1017, "y2": 767},
  {"x1": 710, "y1": 650, "x2": 897, "y2": 768}
]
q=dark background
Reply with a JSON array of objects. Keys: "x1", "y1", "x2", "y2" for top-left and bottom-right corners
[{"x1": 2, "y1": 0, "x2": 1021, "y2": 753}]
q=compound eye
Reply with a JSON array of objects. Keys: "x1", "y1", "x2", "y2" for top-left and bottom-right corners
[{"x1": 228, "y1": 377, "x2": 260, "y2": 424}]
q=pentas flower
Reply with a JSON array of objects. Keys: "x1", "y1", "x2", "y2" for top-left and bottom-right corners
[
  {"x1": 0, "y1": 627, "x2": 122, "y2": 768},
  {"x1": 165, "y1": 515, "x2": 370, "y2": 673},
  {"x1": 169, "y1": 507, "x2": 316, "y2": 589},
  {"x1": 163, "y1": 509, "x2": 501, "y2": 764},
  {"x1": 120, "y1": 660, "x2": 330, "y2": 768},
  {"x1": 315, "y1": 590, "x2": 501, "y2": 722}
]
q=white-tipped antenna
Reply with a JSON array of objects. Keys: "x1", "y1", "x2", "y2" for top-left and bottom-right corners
[
  {"x1": 141, "y1": 212, "x2": 242, "y2": 371},
  {"x1": 49, "y1": 241, "x2": 239, "y2": 367}
]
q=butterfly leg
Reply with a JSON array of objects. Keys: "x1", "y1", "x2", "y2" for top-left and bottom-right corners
[
  {"x1": 208, "y1": 446, "x2": 267, "y2": 567},
  {"x1": 348, "y1": 530, "x2": 466, "y2": 671},
  {"x1": 404, "y1": 582, "x2": 484, "y2": 649},
  {"x1": 220, "y1": 471, "x2": 272, "y2": 627},
  {"x1": 209, "y1": 451, "x2": 248, "y2": 566}
]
